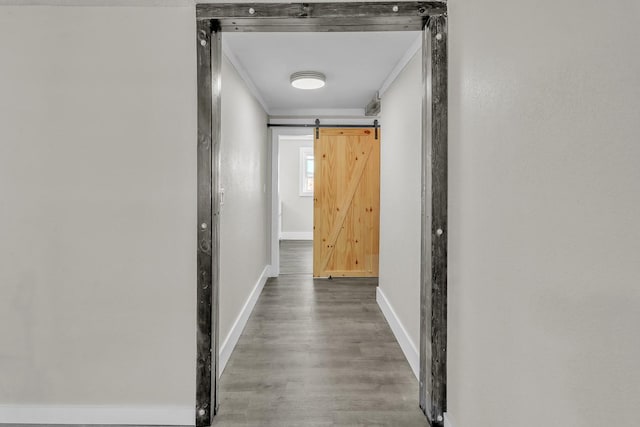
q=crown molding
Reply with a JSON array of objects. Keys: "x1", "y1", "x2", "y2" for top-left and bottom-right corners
[
  {"x1": 222, "y1": 41, "x2": 271, "y2": 115},
  {"x1": 378, "y1": 32, "x2": 422, "y2": 97},
  {"x1": 269, "y1": 108, "x2": 366, "y2": 118}
]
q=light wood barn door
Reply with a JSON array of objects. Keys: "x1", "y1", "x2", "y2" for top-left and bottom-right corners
[{"x1": 313, "y1": 128, "x2": 380, "y2": 278}]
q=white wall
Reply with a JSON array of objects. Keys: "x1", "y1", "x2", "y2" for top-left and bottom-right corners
[
  {"x1": 219, "y1": 54, "x2": 270, "y2": 367},
  {"x1": 0, "y1": 4, "x2": 197, "y2": 424},
  {"x1": 447, "y1": 1, "x2": 640, "y2": 426},
  {"x1": 377, "y1": 51, "x2": 422, "y2": 377},
  {"x1": 279, "y1": 137, "x2": 314, "y2": 238}
]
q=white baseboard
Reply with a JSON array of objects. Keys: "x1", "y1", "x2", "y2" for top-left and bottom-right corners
[
  {"x1": 279, "y1": 231, "x2": 313, "y2": 240},
  {"x1": 444, "y1": 412, "x2": 455, "y2": 427},
  {"x1": 0, "y1": 404, "x2": 193, "y2": 425},
  {"x1": 376, "y1": 287, "x2": 420, "y2": 379},
  {"x1": 219, "y1": 265, "x2": 270, "y2": 376}
]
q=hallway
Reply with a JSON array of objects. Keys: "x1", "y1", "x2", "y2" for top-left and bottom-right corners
[{"x1": 213, "y1": 241, "x2": 427, "y2": 426}]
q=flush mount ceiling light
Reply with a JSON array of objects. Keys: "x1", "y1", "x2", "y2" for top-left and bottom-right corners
[{"x1": 290, "y1": 71, "x2": 326, "y2": 90}]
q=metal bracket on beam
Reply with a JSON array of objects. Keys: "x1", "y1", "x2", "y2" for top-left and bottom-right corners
[{"x1": 315, "y1": 118, "x2": 320, "y2": 139}]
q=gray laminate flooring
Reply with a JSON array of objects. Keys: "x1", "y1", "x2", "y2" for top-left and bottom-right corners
[
  {"x1": 279, "y1": 239, "x2": 313, "y2": 275},
  {"x1": 213, "y1": 240, "x2": 427, "y2": 426}
]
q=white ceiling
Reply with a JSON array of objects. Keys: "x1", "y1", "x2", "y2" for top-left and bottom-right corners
[{"x1": 222, "y1": 31, "x2": 421, "y2": 117}]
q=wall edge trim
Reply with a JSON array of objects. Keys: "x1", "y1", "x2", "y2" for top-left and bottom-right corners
[
  {"x1": 376, "y1": 286, "x2": 420, "y2": 379},
  {"x1": 219, "y1": 265, "x2": 270, "y2": 375},
  {"x1": 0, "y1": 405, "x2": 193, "y2": 425}
]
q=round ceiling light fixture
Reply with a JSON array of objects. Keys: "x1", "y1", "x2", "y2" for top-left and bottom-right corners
[{"x1": 290, "y1": 71, "x2": 326, "y2": 90}]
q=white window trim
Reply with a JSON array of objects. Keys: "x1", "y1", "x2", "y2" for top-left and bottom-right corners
[{"x1": 299, "y1": 146, "x2": 314, "y2": 197}]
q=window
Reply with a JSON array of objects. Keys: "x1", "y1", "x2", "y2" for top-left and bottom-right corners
[{"x1": 299, "y1": 146, "x2": 314, "y2": 196}]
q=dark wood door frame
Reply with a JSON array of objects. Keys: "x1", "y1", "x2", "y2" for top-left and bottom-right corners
[{"x1": 195, "y1": 3, "x2": 448, "y2": 426}]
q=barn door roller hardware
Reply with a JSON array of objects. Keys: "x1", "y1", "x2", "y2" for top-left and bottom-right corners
[
  {"x1": 267, "y1": 119, "x2": 381, "y2": 133},
  {"x1": 267, "y1": 119, "x2": 381, "y2": 139}
]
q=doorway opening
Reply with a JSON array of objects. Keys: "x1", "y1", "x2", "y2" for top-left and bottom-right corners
[
  {"x1": 276, "y1": 133, "x2": 314, "y2": 276},
  {"x1": 195, "y1": 2, "x2": 448, "y2": 426},
  {"x1": 269, "y1": 127, "x2": 313, "y2": 277}
]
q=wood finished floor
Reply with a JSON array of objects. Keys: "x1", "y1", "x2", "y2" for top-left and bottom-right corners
[
  {"x1": 213, "y1": 240, "x2": 427, "y2": 426},
  {"x1": 279, "y1": 239, "x2": 313, "y2": 275}
]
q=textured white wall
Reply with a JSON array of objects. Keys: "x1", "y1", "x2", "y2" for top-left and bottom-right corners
[
  {"x1": 0, "y1": 5, "x2": 197, "y2": 408},
  {"x1": 279, "y1": 138, "x2": 314, "y2": 235},
  {"x1": 447, "y1": 1, "x2": 640, "y2": 426},
  {"x1": 378, "y1": 51, "x2": 422, "y2": 351},
  {"x1": 219, "y1": 55, "x2": 270, "y2": 345}
]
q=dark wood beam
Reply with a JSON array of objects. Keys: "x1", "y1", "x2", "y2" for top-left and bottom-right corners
[
  {"x1": 196, "y1": 2, "x2": 446, "y2": 31},
  {"x1": 195, "y1": 18, "x2": 222, "y2": 427},
  {"x1": 419, "y1": 14, "x2": 448, "y2": 427},
  {"x1": 217, "y1": 21, "x2": 424, "y2": 33},
  {"x1": 194, "y1": 3, "x2": 448, "y2": 427},
  {"x1": 210, "y1": 21, "x2": 223, "y2": 421}
]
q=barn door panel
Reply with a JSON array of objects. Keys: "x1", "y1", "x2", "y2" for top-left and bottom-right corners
[{"x1": 313, "y1": 128, "x2": 380, "y2": 277}]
